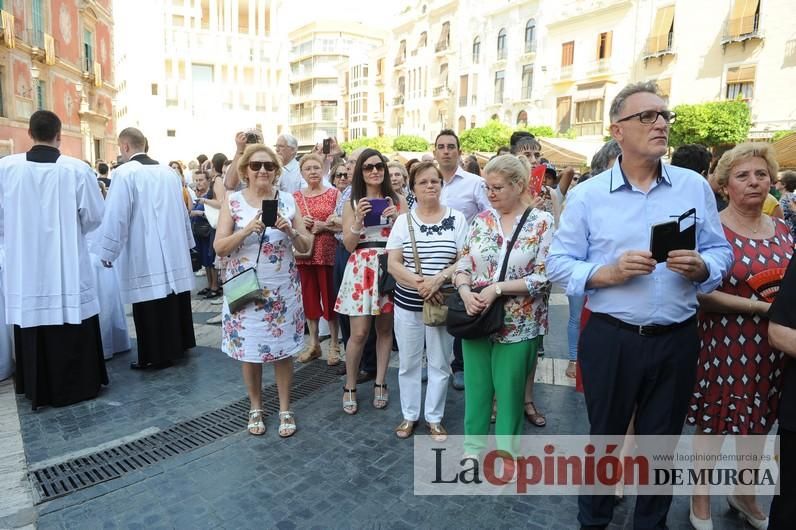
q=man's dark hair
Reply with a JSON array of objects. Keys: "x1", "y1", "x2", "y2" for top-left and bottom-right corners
[
  {"x1": 212, "y1": 152, "x2": 228, "y2": 174},
  {"x1": 197, "y1": 154, "x2": 208, "y2": 165},
  {"x1": 434, "y1": 129, "x2": 460, "y2": 150},
  {"x1": 671, "y1": 144, "x2": 712, "y2": 176},
  {"x1": 29, "y1": 110, "x2": 62, "y2": 142},
  {"x1": 509, "y1": 131, "x2": 533, "y2": 148},
  {"x1": 496, "y1": 146, "x2": 511, "y2": 156},
  {"x1": 98, "y1": 162, "x2": 109, "y2": 175},
  {"x1": 510, "y1": 131, "x2": 541, "y2": 154}
]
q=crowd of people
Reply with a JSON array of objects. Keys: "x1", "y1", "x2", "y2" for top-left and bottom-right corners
[{"x1": 1, "y1": 78, "x2": 795, "y2": 529}]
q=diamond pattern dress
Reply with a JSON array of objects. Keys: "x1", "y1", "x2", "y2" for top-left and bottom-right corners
[{"x1": 687, "y1": 218, "x2": 793, "y2": 434}]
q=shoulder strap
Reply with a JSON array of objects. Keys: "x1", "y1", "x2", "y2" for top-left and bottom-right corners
[
  {"x1": 497, "y1": 207, "x2": 532, "y2": 282},
  {"x1": 406, "y1": 214, "x2": 422, "y2": 275},
  {"x1": 254, "y1": 190, "x2": 279, "y2": 269}
]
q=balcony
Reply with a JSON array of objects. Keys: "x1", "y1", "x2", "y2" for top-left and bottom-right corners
[
  {"x1": 522, "y1": 41, "x2": 537, "y2": 56},
  {"x1": 587, "y1": 59, "x2": 614, "y2": 78},
  {"x1": 458, "y1": 96, "x2": 469, "y2": 107},
  {"x1": 394, "y1": 55, "x2": 406, "y2": 67},
  {"x1": 558, "y1": 64, "x2": 574, "y2": 81},
  {"x1": 573, "y1": 121, "x2": 604, "y2": 137},
  {"x1": 642, "y1": 42, "x2": 675, "y2": 61},
  {"x1": 721, "y1": 17, "x2": 763, "y2": 47},
  {"x1": 435, "y1": 40, "x2": 450, "y2": 54},
  {"x1": 393, "y1": 95, "x2": 405, "y2": 107},
  {"x1": 433, "y1": 86, "x2": 450, "y2": 99}
]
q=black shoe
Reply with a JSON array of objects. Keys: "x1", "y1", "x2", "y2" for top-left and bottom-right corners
[
  {"x1": 197, "y1": 288, "x2": 210, "y2": 296},
  {"x1": 357, "y1": 370, "x2": 376, "y2": 384},
  {"x1": 204, "y1": 289, "x2": 222, "y2": 299},
  {"x1": 130, "y1": 361, "x2": 151, "y2": 370}
]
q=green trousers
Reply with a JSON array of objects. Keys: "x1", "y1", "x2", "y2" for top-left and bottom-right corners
[{"x1": 462, "y1": 336, "x2": 538, "y2": 456}]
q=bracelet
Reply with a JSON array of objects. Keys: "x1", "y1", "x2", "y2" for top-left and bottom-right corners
[{"x1": 350, "y1": 224, "x2": 365, "y2": 235}]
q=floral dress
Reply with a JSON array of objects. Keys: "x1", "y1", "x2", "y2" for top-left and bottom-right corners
[
  {"x1": 457, "y1": 208, "x2": 554, "y2": 343},
  {"x1": 221, "y1": 191, "x2": 305, "y2": 363},
  {"x1": 334, "y1": 205, "x2": 396, "y2": 316}
]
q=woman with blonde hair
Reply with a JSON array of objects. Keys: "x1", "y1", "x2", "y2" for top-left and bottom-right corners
[{"x1": 214, "y1": 144, "x2": 312, "y2": 438}]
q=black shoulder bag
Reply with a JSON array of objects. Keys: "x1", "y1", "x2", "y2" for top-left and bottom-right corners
[{"x1": 445, "y1": 207, "x2": 532, "y2": 340}]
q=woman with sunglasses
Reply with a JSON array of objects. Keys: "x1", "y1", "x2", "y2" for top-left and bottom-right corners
[
  {"x1": 214, "y1": 144, "x2": 312, "y2": 438},
  {"x1": 335, "y1": 148, "x2": 408, "y2": 414}
]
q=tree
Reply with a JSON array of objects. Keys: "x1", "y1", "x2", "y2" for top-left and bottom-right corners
[
  {"x1": 393, "y1": 135, "x2": 429, "y2": 151},
  {"x1": 340, "y1": 136, "x2": 394, "y2": 154},
  {"x1": 669, "y1": 100, "x2": 751, "y2": 148},
  {"x1": 459, "y1": 120, "x2": 513, "y2": 152},
  {"x1": 518, "y1": 124, "x2": 556, "y2": 138}
]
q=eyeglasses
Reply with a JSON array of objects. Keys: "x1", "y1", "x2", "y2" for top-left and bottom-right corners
[
  {"x1": 335, "y1": 172, "x2": 349, "y2": 178},
  {"x1": 615, "y1": 110, "x2": 676, "y2": 125},
  {"x1": 362, "y1": 162, "x2": 385, "y2": 172},
  {"x1": 248, "y1": 161, "x2": 278, "y2": 172},
  {"x1": 485, "y1": 184, "x2": 507, "y2": 194}
]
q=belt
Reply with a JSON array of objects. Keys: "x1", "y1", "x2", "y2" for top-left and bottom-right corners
[
  {"x1": 591, "y1": 312, "x2": 696, "y2": 337},
  {"x1": 355, "y1": 241, "x2": 387, "y2": 250}
]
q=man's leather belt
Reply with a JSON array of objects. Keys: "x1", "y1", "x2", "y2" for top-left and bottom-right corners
[
  {"x1": 591, "y1": 312, "x2": 696, "y2": 337},
  {"x1": 355, "y1": 241, "x2": 387, "y2": 250}
]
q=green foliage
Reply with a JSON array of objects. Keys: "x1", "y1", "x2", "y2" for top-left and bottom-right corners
[
  {"x1": 393, "y1": 135, "x2": 429, "y2": 152},
  {"x1": 460, "y1": 120, "x2": 513, "y2": 152},
  {"x1": 669, "y1": 100, "x2": 751, "y2": 148},
  {"x1": 772, "y1": 130, "x2": 796, "y2": 142},
  {"x1": 340, "y1": 136, "x2": 394, "y2": 154},
  {"x1": 518, "y1": 124, "x2": 556, "y2": 138}
]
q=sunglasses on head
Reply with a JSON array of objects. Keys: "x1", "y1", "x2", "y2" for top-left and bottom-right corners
[
  {"x1": 362, "y1": 162, "x2": 385, "y2": 172},
  {"x1": 248, "y1": 161, "x2": 278, "y2": 172}
]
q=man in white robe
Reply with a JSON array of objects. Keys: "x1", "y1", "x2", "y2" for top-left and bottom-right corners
[
  {"x1": 0, "y1": 110, "x2": 107, "y2": 408},
  {"x1": 99, "y1": 127, "x2": 196, "y2": 369}
]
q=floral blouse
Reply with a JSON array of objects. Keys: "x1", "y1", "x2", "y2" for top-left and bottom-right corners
[{"x1": 457, "y1": 207, "x2": 554, "y2": 343}]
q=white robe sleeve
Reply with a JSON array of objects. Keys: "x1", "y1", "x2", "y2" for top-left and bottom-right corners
[
  {"x1": 183, "y1": 203, "x2": 195, "y2": 250},
  {"x1": 99, "y1": 173, "x2": 131, "y2": 263},
  {"x1": 78, "y1": 167, "x2": 105, "y2": 234}
]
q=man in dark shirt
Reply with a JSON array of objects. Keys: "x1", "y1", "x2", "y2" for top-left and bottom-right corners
[
  {"x1": 767, "y1": 257, "x2": 796, "y2": 529},
  {"x1": 97, "y1": 162, "x2": 111, "y2": 188}
]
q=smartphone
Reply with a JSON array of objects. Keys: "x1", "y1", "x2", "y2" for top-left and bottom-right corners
[
  {"x1": 649, "y1": 212, "x2": 696, "y2": 263},
  {"x1": 245, "y1": 132, "x2": 259, "y2": 144},
  {"x1": 363, "y1": 198, "x2": 389, "y2": 227},
  {"x1": 261, "y1": 199, "x2": 278, "y2": 227},
  {"x1": 322, "y1": 138, "x2": 331, "y2": 154}
]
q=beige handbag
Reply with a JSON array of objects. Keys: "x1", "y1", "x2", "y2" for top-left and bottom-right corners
[
  {"x1": 407, "y1": 215, "x2": 449, "y2": 327},
  {"x1": 293, "y1": 192, "x2": 315, "y2": 260}
]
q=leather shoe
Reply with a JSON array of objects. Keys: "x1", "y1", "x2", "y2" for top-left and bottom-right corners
[
  {"x1": 451, "y1": 371, "x2": 465, "y2": 390},
  {"x1": 356, "y1": 370, "x2": 375, "y2": 384},
  {"x1": 130, "y1": 361, "x2": 150, "y2": 370}
]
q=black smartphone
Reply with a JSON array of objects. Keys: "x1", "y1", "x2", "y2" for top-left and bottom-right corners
[
  {"x1": 649, "y1": 209, "x2": 697, "y2": 263},
  {"x1": 322, "y1": 138, "x2": 331, "y2": 154},
  {"x1": 261, "y1": 199, "x2": 278, "y2": 227},
  {"x1": 245, "y1": 132, "x2": 259, "y2": 144}
]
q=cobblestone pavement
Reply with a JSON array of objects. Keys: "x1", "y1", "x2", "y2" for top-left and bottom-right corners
[{"x1": 3, "y1": 286, "x2": 771, "y2": 529}]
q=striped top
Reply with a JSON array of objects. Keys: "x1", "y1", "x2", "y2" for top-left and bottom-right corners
[{"x1": 386, "y1": 208, "x2": 468, "y2": 311}]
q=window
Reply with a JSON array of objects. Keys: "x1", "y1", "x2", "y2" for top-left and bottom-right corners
[
  {"x1": 597, "y1": 31, "x2": 613, "y2": 59},
  {"x1": 521, "y1": 64, "x2": 533, "y2": 100},
  {"x1": 726, "y1": 65, "x2": 755, "y2": 100},
  {"x1": 646, "y1": 6, "x2": 675, "y2": 53},
  {"x1": 574, "y1": 99, "x2": 604, "y2": 136},
  {"x1": 83, "y1": 30, "x2": 94, "y2": 72},
  {"x1": 556, "y1": 96, "x2": 572, "y2": 133},
  {"x1": 436, "y1": 21, "x2": 450, "y2": 51},
  {"x1": 191, "y1": 64, "x2": 214, "y2": 82},
  {"x1": 166, "y1": 129, "x2": 176, "y2": 137},
  {"x1": 418, "y1": 31, "x2": 427, "y2": 48},
  {"x1": 494, "y1": 70, "x2": 505, "y2": 104},
  {"x1": 31, "y1": 0, "x2": 44, "y2": 47},
  {"x1": 151, "y1": 83, "x2": 158, "y2": 95},
  {"x1": 561, "y1": 41, "x2": 575, "y2": 66},
  {"x1": 472, "y1": 37, "x2": 481, "y2": 63},
  {"x1": 94, "y1": 139, "x2": 101, "y2": 161},
  {"x1": 524, "y1": 19, "x2": 536, "y2": 53},
  {"x1": 36, "y1": 80, "x2": 45, "y2": 110},
  {"x1": 727, "y1": 0, "x2": 760, "y2": 38},
  {"x1": 497, "y1": 28, "x2": 507, "y2": 60}
]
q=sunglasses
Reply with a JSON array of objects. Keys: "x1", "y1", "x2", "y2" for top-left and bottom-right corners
[
  {"x1": 335, "y1": 172, "x2": 349, "y2": 178},
  {"x1": 248, "y1": 161, "x2": 278, "y2": 172},
  {"x1": 362, "y1": 162, "x2": 385, "y2": 172}
]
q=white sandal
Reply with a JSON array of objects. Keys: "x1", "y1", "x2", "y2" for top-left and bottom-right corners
[
  {"x1": 278, "y1": 410, "x2": 297, "y2": 438},
  {"x1": 247, "y1": 409, "x2": 265, "y2": 436}
]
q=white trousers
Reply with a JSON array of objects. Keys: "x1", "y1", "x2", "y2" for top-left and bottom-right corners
[{"x1": 394, "y1": 306, "x2": 454, "y2": 423}]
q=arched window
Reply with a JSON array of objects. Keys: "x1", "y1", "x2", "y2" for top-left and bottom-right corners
[
  {"x1": 497, "y1": 28, "x2": 507, "y2": 60},
  {"x1": 458, "y1": 116, "x2": 467, "y2": 132},
  {"x1": 472, "y1": 37, "x2": 481, "y2": 64},
  {"x1": 525, "y1": 19, "x2": 536, "y2": 53}
]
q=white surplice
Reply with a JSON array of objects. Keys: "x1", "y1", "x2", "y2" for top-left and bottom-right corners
[
  {"x1": 0, "y1": 153, "x2": 104, "y2": 327},
  {"x1": 86, "y1": 230, "x2": 130, "y2": 359},
  {"x1": 99, "y1": 156, "x2": 195, "y2": 304},
  {"x1": 0, "y1": 246, "x2": 13, "y2": 381}
]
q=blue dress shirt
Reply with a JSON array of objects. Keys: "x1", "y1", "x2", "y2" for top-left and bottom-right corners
[{"x1": 546, "y1": 157, "x2": 733, "y2": 326}]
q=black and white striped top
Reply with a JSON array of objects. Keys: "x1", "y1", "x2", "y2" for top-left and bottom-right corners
[{"x1": 386, "y1": 208, "x2": 468, "y2": 312}]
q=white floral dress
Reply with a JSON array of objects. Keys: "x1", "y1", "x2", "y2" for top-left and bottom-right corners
[{"x1": 221, "y1": 191, "x2": 305, "y2": 363}]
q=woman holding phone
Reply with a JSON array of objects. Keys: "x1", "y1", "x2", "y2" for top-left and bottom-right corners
[
  {"x1": 335, "y1": 148, "x2": 408, "y2": 414},
  {"x1": 214, "y1": 144, "x2": 312, "y2": 438}
]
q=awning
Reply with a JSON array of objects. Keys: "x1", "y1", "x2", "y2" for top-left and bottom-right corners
[
  {"x1": 727, "y1": 0, "x2": 760, "y2": 37},
  {"x1": 647, "y1": 5, "x2": 675, "y2": 53},
  {"x1": 773, "y1": 133, "x2": 796, "y2": 170},
  {"x1": 573, "y1": 85, "x2": 606, "y2": 102},
  {"x1": 727, "y1": 65, "x2": 756, "y2": 84}
]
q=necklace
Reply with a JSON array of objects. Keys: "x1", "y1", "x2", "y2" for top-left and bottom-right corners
[{"x1": 736, "y1": 214, "x2": 764, "y2": 234}]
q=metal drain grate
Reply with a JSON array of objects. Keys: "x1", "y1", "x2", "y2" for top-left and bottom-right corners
[{"x1": 29, "y1": 362, "x2": 341, "y2": 503}]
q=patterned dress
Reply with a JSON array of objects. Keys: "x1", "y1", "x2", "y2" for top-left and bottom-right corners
[
  {"x1": 221, "y1": 191, "x2": 305, "y2": 363},
  {"x1": 293, "y1": 187, "x2": 339, "y2": 266},
  {"x1": 456, "y1": 208, "x2": 554, "y2": 344},
  {"x1": 334, "y1": 206, "x2": 396, "y2": 316},
  {"x1": 687, "y1": 219, "x2": 793, "y2": 434}
]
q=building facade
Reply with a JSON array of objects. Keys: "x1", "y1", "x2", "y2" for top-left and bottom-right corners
[
  {"x1": 287, "y1": 22, "x2": 382, "y2": 146},
  {"x1": 114, "y1": 0, "x2": 287, "y2": 163},
  {"x1": 0, "y1": 0, "x2": 116, "y2": 160}
]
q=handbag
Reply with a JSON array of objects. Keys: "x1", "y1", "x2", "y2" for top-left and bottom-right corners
[
  {"x1": 192, "y1": 214, "x2": 212, "y2": 238},
  {"x1": 445, "y1": 207, "x2": 532, "y2": 340},
  {"x1": 222, "y1": 231, "x2": 266, "y2": 313},
  {"x1": 190, "y1": 247, "x2": 202, "y2": 272},
  {"x1": 378, "y1": 253, "x2": 396, "y2": 296},
  {"x1": 406, "y1": 213, "x2": 451, "y2": 326},
  {"x1": 293, "y1": 192, "x2": 315, "y2": 260}
]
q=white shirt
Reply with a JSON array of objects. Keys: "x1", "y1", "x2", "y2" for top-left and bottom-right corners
[
  {"x1": 0, "y1": 150, "x2": 104, "y2": 326},
  {"x1": 99, "y1": 155, "x2": 195, "y2": 304},
  {"x1": 439, "y1": 168, "x2": 491, "y2": 223},
  {"x1": 279, "y1": 158, "x2": 304, "y2": 193}
]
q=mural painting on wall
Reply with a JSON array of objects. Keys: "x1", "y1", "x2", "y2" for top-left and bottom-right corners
[
  {"x1": 96, "y1": 21, "x2": 112, "y2": 84},
  {"x1": 12, "y1": 59, "x2": 33, "y2": 119},
  {"x1": 53, "y1": 0, "x2": 79, "y2": 66},
  {"x1": 53, "y1": 76, "x2": 80, "y2": 129}
]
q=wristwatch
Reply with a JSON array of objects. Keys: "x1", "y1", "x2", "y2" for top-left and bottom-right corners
[{"x1": 495, "y1": 283, "x2": 502, "y2": 296}]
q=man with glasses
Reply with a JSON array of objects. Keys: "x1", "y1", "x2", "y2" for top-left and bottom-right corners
[
  {"x1": 275, "y1": 133, "x2": 303, "y2": 193},
  {"x1": 434, "y1": 129, "x2": 490, "y2": 391},
  {"x1": 546, "y1": 82, "x2": 732, "y2": 529}
]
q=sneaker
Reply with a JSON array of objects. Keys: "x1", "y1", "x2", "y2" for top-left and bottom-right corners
[{"x1": 451, "y1": 371, "x2": 465, "y2": 390}]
